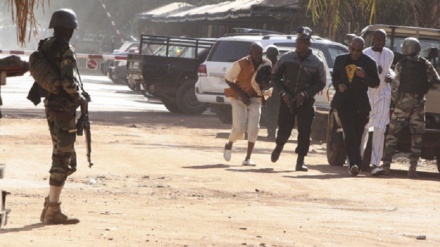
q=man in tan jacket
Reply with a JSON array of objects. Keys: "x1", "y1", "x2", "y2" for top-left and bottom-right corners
[{"x1": 223, "y1": 42, "x2": 272, "y2": 166}]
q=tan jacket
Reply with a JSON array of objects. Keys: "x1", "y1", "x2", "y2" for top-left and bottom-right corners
[{"x1": 224, "y1": 56, "x2": 271, "y2": 98}]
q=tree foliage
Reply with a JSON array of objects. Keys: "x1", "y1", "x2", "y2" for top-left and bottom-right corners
[
  {"x1": 5, "y1": 0, "x2": 48, "y2": 46},
  {"x1": 306, "y1": 0, "x2": 440, "y2": 42}
]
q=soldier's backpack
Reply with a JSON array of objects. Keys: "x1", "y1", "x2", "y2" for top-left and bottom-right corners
[{"x1": 28, "y1": 39, "x2": 61, "y2": 95}]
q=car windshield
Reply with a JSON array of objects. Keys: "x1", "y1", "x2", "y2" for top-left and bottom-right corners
[
  {"x1": 208, "y1": 41, "x2": 252, "y2": 62},
  {"x1": 326, "y1": 45, "x2": 348, "y2": 68}
]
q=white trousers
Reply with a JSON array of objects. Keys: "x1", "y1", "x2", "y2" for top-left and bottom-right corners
[
  {"x1": 361, "y1": 96, "x2": 390, "y2": 166},
  {"x1": 361, "y1": 127, "x2": 386, "y2": 166},
  {"x1": 229, "y1": 97, "x2": 261, "y2": 143}
]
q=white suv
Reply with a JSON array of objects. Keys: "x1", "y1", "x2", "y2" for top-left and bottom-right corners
[{"x1": 195, "y1": 34, "x2": 348, "y2": 126}]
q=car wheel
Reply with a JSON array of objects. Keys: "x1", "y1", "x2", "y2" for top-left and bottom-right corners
[
  {"x1": 176, "y1": 80, "x2": 208, "y2": 115},
  {"x1": 127, "y1": 78, "x2": 138, "y2": 91},
  {"x1": 211, "y1": 105, "x2": 232, "y2": 124},
  {"x1": 326, "y1": 109, "x2": 346, "y2": 166},
  {"x1": 162, "y1": 100, "x2": 182, "y2": 113}
]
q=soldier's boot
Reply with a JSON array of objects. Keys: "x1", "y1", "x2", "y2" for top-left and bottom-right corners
[
  {"x1": 408, "y1": 164, "x2": 418, "y2": 179},
  {"x1": 40, "y1": 196, "x2": 49, "y2": 222},
  {"x1": 295, "y1": 155, "x2": 308, "y2": 172},
  {"x1": 43, "y1": 201, "x2": 70, "y2": 224}
]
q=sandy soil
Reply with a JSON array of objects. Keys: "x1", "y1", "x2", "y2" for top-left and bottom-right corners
[{"x1": 0, "y1": 111, "x2": 440, "y2": 247}]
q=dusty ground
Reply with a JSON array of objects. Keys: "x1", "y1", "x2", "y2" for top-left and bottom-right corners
[{"x1": 0, "y1": 110, "x2": 440, "y2": 247}]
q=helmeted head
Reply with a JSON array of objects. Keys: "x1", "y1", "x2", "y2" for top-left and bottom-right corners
[
  {"x1": 49, "y1": 8, "x2": 79, "y2": 29},
  {"x1": 402, "y1": 37, "x2": 421, "y2": 56}
]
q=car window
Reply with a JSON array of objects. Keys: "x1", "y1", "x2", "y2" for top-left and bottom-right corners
[
  {"x1": 208, "y1": 41, "x2": 252, "y2": 62},
  {"x1": 327, "y1": 45, "x2": 348, "y2": 68}
]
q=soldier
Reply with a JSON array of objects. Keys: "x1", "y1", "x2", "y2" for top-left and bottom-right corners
[
  {"x1": 270, "y1": 27, "x2": 326, "y2": 171},
  {"x1": 39, "y1": 9, "x2": 88, "y2": 224},
  {"x1": 380, "y1": 37, "x2": 440, "y2": 178}
]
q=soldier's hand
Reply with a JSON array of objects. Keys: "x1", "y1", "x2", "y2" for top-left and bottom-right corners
[
  {"x1": 356, "y1": 67, "x2": 366, "y2": 78},
  {"x1": 281, "y1": 92, "x2": 291, "y2": 107},
  {"x1": 79, "y1": 97, "x2": 88, "y2": 114},
  {"x1": 338, "y1": 84, "x2": 348, "y2": 93},
  {"x1": 294, "y1": 92, "x2": 305, "y2": 107}
]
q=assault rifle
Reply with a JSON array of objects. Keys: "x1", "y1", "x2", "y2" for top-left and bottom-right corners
[{"x1": 76, "y1": 92, "x2": 93, "y2": 168}]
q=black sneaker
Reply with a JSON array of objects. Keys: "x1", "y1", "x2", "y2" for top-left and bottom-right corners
[
  {"x1": 295, "y1": 164, "x2": 308, "y2": 172},
  {"x1": 271, "y1": 145, "x2": 283, "y2": 163}
]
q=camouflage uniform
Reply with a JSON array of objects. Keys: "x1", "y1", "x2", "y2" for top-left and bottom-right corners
[
  {"x1": 382, "y1": 56, "x2": 440, "y2": 176},
  {"x1": 42, "y1": 37, "x2": 83, "y2": 186}
]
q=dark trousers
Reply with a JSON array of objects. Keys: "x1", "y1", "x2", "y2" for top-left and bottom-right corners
[
  {"x1": 261, "y1": 88, "x2": 280, "y2": 136},
  {"x1": 338, "y1": 108, "x2": 369, "y2": 167},
  {"x1": 275, "y1": 99, "x2": 315, "y2": 156}
]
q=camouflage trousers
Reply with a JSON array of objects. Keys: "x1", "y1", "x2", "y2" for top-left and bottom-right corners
[
  {"x1": 382, "y1": 94, "x2": 425, "y2": 166},
  {"x1": 46, "y1": 108, "x2": 77, "y2": 186}
]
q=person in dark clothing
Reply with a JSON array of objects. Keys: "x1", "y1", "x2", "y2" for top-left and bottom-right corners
[
  {"x1": 270, "y1": 27, "x2": 326, "y2": 171},
  {"x1": 261, "y1": 45, "x2": 280, "y2": 141},
  {"x1": 331, "y1": 36, "x2": 380, "y2": 176}
]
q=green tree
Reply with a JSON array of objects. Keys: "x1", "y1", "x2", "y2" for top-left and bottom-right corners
[
  {"x1": 306, "y1": 0, "x2": 440, "y2": 41},
  {"x1": 306, "y1": 0, "x2": 377, "y2": 40}
]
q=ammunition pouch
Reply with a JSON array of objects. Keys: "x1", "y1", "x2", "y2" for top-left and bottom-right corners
[{"x1": 27, "y1": 82, "x2": 49, "y2": 106}]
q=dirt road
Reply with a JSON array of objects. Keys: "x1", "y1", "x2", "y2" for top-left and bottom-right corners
[{"x1": 1, "y1": 110, "x2": 440, "y2": 246}]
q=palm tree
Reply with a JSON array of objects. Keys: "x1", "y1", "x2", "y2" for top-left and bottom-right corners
[
  {"x1": 306, "y1": 0, "x2": 377, "y2": 40},
  {"x1": 306, "y1": 0, "x2": 440, "y2": 41},
  {"x1": 6, "y1": 0, "x2": 49, "y2": 46}
]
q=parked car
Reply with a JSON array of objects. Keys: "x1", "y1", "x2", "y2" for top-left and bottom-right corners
[
  {"x1": 195, "y1": 33, "x2": 348, "y2": 141},
  {"x1": 100, "y1": 41, "x2": 139, "y2": 85},
  {"x1": 126, "y1": 35, "x2": 216, "y2": 114}
]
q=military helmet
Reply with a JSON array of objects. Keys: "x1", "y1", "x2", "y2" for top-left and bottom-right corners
[
  {"x1": 402, "y1": 37, "x2": 421, "y2": 56},
  {"x1": 266, "y1": 45, "x2": 279, "y2": 57},
  {"x1": 49, "y1": 8, "x2": 79, "y2": 29}
]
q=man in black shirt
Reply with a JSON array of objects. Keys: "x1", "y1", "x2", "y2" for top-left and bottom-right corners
[{"x1": 331, "y1": 36, "x2": 380, "y2": 176}]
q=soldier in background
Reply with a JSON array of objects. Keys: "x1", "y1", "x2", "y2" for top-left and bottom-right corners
[
  {"x1": 39, "y1": 8, "x2": 88, "y2": 224},
  {"x1": 380, "y1": 37, "x2": 440, "y2": 178},
  {"x1": 261, "y1": 45, "x2": 280, "y2": 141}
]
